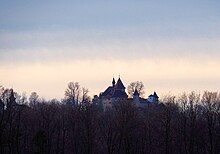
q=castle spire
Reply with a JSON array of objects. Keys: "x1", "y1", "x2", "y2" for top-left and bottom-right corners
[
  {"x1": 133, "y1": 89, "x2": 139, "y2": 96},
  {"x1": 115, "y1": 77, "x2": 125, "y2": 90},
  {"x1": 112, "y1": 77, "x2": 116, "y2": 87}
]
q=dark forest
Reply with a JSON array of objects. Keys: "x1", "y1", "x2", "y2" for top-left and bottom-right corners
[{"x1": 0, "y1": 86, "x2": 220, "y2": 154}]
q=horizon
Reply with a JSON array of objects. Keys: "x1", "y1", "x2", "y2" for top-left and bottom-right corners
[{"x1": 1, "y1": 0, "x2": 220, "y2": 100}]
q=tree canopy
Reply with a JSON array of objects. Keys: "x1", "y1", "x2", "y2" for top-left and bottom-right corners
[{"x1": 127, "y1": 81, "x2": 145, "y2": 98}]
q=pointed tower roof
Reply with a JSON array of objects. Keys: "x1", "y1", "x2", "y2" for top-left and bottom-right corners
[
  {"x1": 115, "y1": 77, "x2": 125, "y2": 89},
  {"x1": 153, "y1": 92, "x2": 159, "y2": 98},
  {"x1": 133, "y1": 89, "x2": 139, "y2": 96},
  {"x1": 112, "y1": 77, "x2": 116, "y2": 86}
]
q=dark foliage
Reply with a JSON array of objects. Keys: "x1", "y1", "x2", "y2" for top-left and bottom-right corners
[{"x1": 0, "y1": 90, "x2": 220, "y2": 154}]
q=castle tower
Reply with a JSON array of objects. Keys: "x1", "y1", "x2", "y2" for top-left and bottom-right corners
[
  {"x1": 133, "y1": 89, "x2": 140, "y2": 106},
  {"x1": 115, "y1": 77, "x2": 126, "y2": 91},
  {"x1": 112, "y1": 77, "x2": 116, "y2": 87}
]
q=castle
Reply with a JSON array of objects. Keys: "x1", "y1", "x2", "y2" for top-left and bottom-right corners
[{"x1": 99, "y1": 77, "x2": 159, "y2": 110}]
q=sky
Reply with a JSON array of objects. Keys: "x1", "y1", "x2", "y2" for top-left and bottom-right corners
[{"x1": 0, "y1": 0, "x2": 220, "y2": 100}]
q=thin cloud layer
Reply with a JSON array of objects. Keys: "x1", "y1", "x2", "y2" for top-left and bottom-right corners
[
  {"x1": 1, "y1": 0, "x2": 220, "y2": 99},
  {"x1": 0, "y1": 30, "x2": 220, "y2": 63}
]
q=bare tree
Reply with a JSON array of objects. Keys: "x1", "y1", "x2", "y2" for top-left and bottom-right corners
[
  {"x1": 178, "y1": 93, "x2": 188, "y2": 153},
  {"x1": 201, "y1": 91, "x2": 219, "y2": 154},
  {"x1": 127, "y1": 81, "x2": 145, "y2": 98},
  {"x1": 82, "y1": 87, "x2": 90, "y2": 104},
  {"x1": 15, "y1": 92, "x2": 28, "y2": 105},
  {"x1": 65, "y1": 82, "x2": 81, "y2": 105},
  {"x1": 113, "y1": 100, "x2": 139, "y2": 154},
  {"x1": 161, "y1": 96, "x2": 175, "y2": 154},
  {"x1": 65, "y1": 82, "x2": 91, "y2": 106},
  {"x1": 187, "y1": 92, "x2": 200, "y2": 154},
  {"x1": 29, "y1": 92, "x2": 39, "y2": 107},
  {"x1": 0, "y1": 86, "x2": 4, "y2": 98}
]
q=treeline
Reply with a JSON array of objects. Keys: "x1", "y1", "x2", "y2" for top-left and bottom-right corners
[{"x1": 0, "y1": 90, "x2": 220, "y2": 154}]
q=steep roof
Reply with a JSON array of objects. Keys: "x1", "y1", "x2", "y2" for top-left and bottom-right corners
[
  {"x1": 115, "y1": 78, "x2": 125, "y2": 89},
  {"x1": 148, "y1": 92, "x2": 159, "y2": 98},
  {"x1": 153, "y1": 92, "x2": 159, "y2": 98},
  {"x1": 148, "y1": 94, "x2": 153, "y2": 97},
  {"x1": 101, "y1": 77, "x2": 128, "y2": 99},
  {"x1": 111, "y1": 89, "x2": 128, "y2": 98},
  {"x1": 102, "y1": 86, "x2": 113, "y2": 97}
]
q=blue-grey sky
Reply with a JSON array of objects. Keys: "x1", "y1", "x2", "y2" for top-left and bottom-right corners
[{"x1": 1, "y1": 0, "x2": 220, "y2": 99}]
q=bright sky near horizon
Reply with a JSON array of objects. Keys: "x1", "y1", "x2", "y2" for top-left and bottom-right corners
[{"x1": 1, "y1": 0, "x2": 220, "y2": 100}]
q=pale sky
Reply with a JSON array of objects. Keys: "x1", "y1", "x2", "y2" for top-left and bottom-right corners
[{"x1": 0, "y1": 0, "x2": 220, "y2": 99}]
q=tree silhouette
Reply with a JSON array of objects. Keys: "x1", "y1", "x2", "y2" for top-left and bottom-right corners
[
  {"x1": 0, "y1": 86, "x2": 220, "y2": 154},
  {"x1": 127, "y1": 81, "x2": 145, "y2": 98},
  {"x1": 65, "y1": 82, "x2": 81, "y2": 105},
  {"x1": 29, "y1": 92, "x2": 39, "y2": 107},
  {"x1": 202, "y1": 91, "x2": 219, "y2": 154}
]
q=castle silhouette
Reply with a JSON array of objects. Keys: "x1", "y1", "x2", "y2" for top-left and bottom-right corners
[{"x1": 98, "y1": 77, "x2": 159, "y2": 110}]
